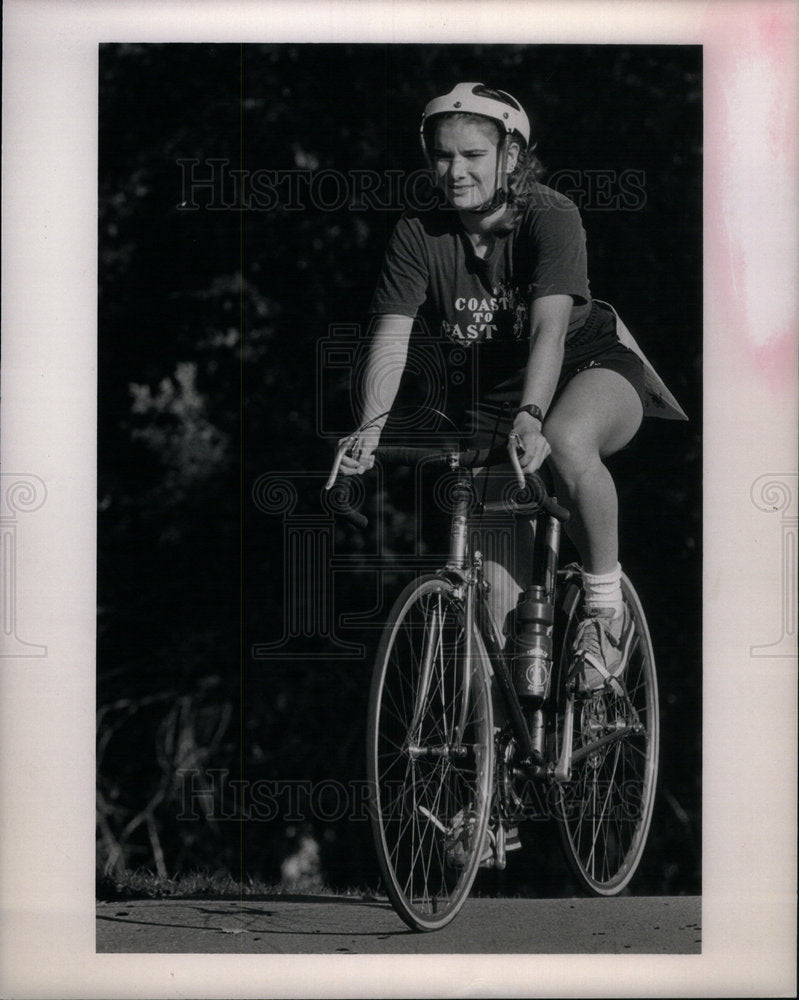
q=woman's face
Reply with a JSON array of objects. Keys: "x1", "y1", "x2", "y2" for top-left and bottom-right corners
[{"x1": 430, "y1": 117, "x2": 519, "y2": 212}]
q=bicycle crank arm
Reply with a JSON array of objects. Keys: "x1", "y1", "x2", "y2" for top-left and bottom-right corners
[
  {"x1": 406, "y1": 743, "x2": 468, "y2": 759},
  {"x1": 416, "y1": 805, "x2": 448, "y2": 835},
  {"x1": 569, "y1": 724, "x2": 640, "y2": 765},
  {"x1": 553, "y1": 696, "x2": 575, "y2": 782}
]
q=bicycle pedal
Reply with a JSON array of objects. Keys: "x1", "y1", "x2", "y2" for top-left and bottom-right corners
[
  {"x1": 479, "y1": 823, "x2": 521, "y2": 868},
  {"x1": 504, "y1": 826, "x2": 522, "y2": 853}
]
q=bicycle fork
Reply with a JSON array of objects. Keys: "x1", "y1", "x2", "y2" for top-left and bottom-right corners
[
  {"x1": 405, "y1": 594, "x2": 442, "y2": 755},
  {"x1": 404, "y1": 466, "x2": 480, "y2": 763},
  {"x1": 404, "y1": 585, "x2": 471, "y2": 760},
  {"x1": 404, "y1": 466, "x2": 475, "y2": 753}
]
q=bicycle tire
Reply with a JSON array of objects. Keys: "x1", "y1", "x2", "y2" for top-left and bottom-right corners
[
  {"x1": 554, "y1": 573, "x2": 660, "y2": 895},
  {"x1": 366, "y1": 575, "x2": 494, "y2": 931}
]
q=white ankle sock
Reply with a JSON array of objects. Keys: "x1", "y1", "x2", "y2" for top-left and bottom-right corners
[{"x1": 581, "y1": 563, "x2": 623, "y2": 618}]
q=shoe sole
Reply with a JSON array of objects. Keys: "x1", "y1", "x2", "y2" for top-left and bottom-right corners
[{"x1": 573, "y1": 610, "x2": 636, "y2": 694}]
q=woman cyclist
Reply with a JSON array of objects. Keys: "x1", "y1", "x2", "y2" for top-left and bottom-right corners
[{"x1": 341, "y1": 82, "x2": 663, "y2": 691}]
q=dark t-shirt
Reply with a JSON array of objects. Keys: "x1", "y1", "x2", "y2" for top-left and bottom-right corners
[{"x1": 369, "y1": 184, "x2": 595, "y2": 404}]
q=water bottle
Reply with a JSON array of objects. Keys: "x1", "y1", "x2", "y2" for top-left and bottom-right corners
[{"x1": 511, "y1": 586, "x2": 554, "y2": 700}]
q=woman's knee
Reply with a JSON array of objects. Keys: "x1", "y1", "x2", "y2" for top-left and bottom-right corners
[{"x1": 543, "y1": 416, "x2": 599, "y2": 483}]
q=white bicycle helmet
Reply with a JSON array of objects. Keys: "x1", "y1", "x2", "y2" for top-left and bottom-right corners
[
  {"x1": 420, "y1": 82, "x2": 531, "y2": 213},
  {"x1": 420, "y1": 82, "x2": 531, "y2": 156}
]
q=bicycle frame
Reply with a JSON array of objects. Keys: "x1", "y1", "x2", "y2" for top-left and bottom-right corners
[
  {"x1": 331, "y1": 436, "x2": 640, "y2": 786},
  {"x1": 436, "y1": 459, "x2": 636, "y2": 789},
  {"x1": 432, "y1": 460, "x2": 552, "y2": 773},
  {"x1": 334, "y1": 431, "x2": 660, "y2": 918}
]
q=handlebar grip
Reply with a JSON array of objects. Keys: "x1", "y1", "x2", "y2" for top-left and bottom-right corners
[
  {"x1": 332, "y1": 475, "x2": 369, "y2": 529},
  {"x1": 514, "y1": 469, "x2": 570, "y2": 523},
  {"x1": 520, "y1": 475, "x2": 570, "y2": 523},
  {"x1": 514, "y1": 471, "x2": 546, "y2": 505},
  {"x1": 542, "y1": 496, "x2": 571, "y2": 523},
  {"x1": 343, "y1": 507, "x2": 368, "y2": 530}
]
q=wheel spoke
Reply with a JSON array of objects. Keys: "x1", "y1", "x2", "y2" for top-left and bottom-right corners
[
  {"x1": 367, "y1": 578, "x2": 493, "y2": 929},
  {"x1": 556, "y1": 576, "x2": 659, "y2": 895}
]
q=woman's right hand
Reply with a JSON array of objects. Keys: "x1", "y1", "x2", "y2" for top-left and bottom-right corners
[
  {"x1": 510, "y1": 412, "x2": 551, "y2": 474},
  {"x1": 338, "y1": 425, "x2": 382, "y2": 476}
]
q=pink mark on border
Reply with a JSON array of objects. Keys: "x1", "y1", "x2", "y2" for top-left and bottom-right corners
[
  {"x1": 703, "y1": 1, "x2": 798, "y2": 392},
  {"x1": 754, "y1": 329, "x2": 797, "y2": 382}
]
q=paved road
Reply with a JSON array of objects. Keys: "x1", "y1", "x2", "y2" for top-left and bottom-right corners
[{"x1": 97, "y1": 894, "x2": 700, "y2": 953}]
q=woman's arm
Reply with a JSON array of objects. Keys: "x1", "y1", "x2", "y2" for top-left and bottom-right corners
[
  {"x1": 339, "y1": 313, "x2": 414, "y2": 475},
  {"x1": 511, "y1": 293, "x2": 573, "y2": 472}
]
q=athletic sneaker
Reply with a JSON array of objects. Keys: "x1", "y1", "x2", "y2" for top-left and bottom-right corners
[
  {"x1": 445, "y1": 810, "x2": 520, "y2": 869},
  {"x1": 496, "y1": 822, "x2": 522, "y2": 857},
  {"x1": 443, "y1": 808, "x2": 481, "y2": 869},
  {"x1": 570, "y1": 604, "x2": 635, "y2": 694},
  {"x1": 479, "y1": 818, "x2": 521, "y2": 869}
]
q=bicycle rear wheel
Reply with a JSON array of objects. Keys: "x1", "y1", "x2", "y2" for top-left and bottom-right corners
[
  {"x1": 555, "y1": 573, "x2": 659, "y2": 895},
  {"x1": 367, "y1": 575, "x2": 494, "y2": 931}
]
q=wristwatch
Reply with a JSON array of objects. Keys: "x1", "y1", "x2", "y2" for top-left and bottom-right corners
[{"x1": 513, "y1": 403, "x2": 544, "y2": 424}]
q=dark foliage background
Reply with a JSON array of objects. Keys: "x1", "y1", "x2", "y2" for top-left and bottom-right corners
[{"x1": 98, "y1": 43, "x2": 701, "y2": 895}]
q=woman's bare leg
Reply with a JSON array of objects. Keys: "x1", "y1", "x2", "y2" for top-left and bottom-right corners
[
  {"x1": 474, "y1": 367, "x2": 642, "y2": 645},
  {"x1": 542, "y1": 368, "x2": 643, "y2": 574},
  {"x1": 471, "y1": 466, "x2": 534, "y2": 641}
]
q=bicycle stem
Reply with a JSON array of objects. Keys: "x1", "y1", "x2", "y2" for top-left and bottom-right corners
[{"x1": 445, "y1": 471, "x2": 474, "y2": 571}]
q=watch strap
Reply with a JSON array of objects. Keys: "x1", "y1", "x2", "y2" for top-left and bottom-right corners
[{"x1": 513, "y1": 403, "x2": 544, "y2": 424}]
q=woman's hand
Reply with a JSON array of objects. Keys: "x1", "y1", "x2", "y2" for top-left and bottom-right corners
[
  {"x1": 338, "y1": 425, "x2": 382, "y2": 476},
  {"x1": 510, "y1": 413, "x2": 551, "y2": 473}
]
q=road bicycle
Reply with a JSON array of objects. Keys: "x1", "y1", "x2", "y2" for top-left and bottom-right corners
[{"x1": 326, "y1": 429, "x2": 659, "y2": 932}]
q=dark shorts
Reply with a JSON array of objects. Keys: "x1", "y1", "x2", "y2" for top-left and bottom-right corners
[{"x1": 465, "y1": 300, "x2": 646, "y2": 445}]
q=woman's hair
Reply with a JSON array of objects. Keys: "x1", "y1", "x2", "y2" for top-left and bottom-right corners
[{"x1": 425, "y1": 112, "x2": 545, "y2": 233}]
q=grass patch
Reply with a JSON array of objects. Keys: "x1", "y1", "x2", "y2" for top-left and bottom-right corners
[{"x1": 96, "y1": 868, "x2": 378, "y2": 902}]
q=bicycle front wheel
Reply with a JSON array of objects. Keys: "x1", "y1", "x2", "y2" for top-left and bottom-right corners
[
  {"x1": 367, "y1": 575, "x2": 494, "y2": 931},
  {"x1": 555, "y1": 573, "x2": 660, "y2": 895}
]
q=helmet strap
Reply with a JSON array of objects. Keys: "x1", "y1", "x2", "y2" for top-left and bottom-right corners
[{"x1": 469, "y1": 134, "x2": 510, "y2": 215}]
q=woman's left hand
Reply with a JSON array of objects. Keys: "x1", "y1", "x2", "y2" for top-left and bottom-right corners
[{"x1": 510, "y1": 415, "x2": 551, "y2": 473}]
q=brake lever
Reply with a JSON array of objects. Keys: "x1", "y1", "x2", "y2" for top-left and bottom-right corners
[
  {"x1": 507, "y1": 433, "x2": 526, "y2": 490},
  {"x1": 325, "y1": 434, "x2": 359, "y2": 490}
]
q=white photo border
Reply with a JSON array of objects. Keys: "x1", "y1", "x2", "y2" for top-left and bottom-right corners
[{"x1": 1, "y1": 1, "x2": 797, "y2": 997}]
